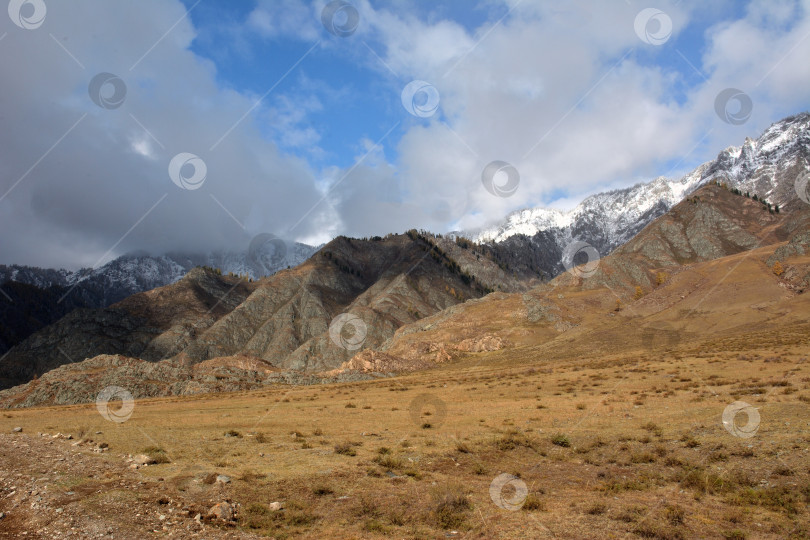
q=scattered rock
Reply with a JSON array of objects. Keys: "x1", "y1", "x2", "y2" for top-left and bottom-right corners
[
  {"x1": 93, "y1": 442, "x2": 109, "y2": 453},
  {"x1": 215, "y1": 474, "x2": 231, "y2": 484},
  {"x1": 133, "y1": 454, "x2": 157, "y2": 466},
  {"x1": 208, "y1": 502, "x2": 234, "y2": 521},
  {"x1": 12, "y1": 427, "x2": 22, "y2": 433},
  {"x1": 267, "y1": 502, "x2": 284, "y2": 511}
]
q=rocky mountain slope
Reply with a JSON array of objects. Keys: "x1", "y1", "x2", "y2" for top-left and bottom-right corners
[
  {"x1": 0, "y1": 240, "x2": 316, "y2": 354},
  {"x1": 0, "y1": 231, "x2": 528, "y2": 397},
  {"x1": 468, "y1": 113, "x2": 810, "y2": 277},
  {"x1": 371, "y1": 182, "x2": 810, "y2": 370}
]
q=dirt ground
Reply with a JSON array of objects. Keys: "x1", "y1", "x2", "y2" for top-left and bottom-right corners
[{"x1": 0, "y1": 432, "x2": 259, "y2": 539}]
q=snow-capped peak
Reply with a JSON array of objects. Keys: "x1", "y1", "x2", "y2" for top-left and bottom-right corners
[{"x1": 469, "y1": 112, "x2": 810, "y2": 247}]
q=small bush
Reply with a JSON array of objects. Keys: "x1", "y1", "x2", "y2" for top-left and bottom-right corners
[
  {"x1": 522, "y1": 494, "x2": 545, "y2": 511},
  {"x1": 455, "y1": 441, "x2": 472, "y2": 454},
  {"x1": 313, "y1": 485, "x2": 333, "y2": 496},
  {"x1": 551, "y1": 434, "x2": 571, "y2": 448},
  {"x1": 586, "y1": 502, "x2": 607, "y2": 515},
  {"x1": 434, "y1": 487, "x2": 472, "y2": 529},
  {"x1": 665, "y1": 505, "x2": 685, "y2": 525},
  {"x1": 334, "y1": 443, "x2": 357, "y2": 456},
  {"x1": 142, "y1": 446, "x2": 171, "y2": 464}
]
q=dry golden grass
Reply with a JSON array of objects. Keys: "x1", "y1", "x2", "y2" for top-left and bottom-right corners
[{"x1": 2, "y1": 332, "x2": 809, "y2": 539}]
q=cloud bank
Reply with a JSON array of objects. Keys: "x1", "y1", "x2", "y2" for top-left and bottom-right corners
[{"x1": 1, "y1": 0, "x2": 809, "y2": 268}]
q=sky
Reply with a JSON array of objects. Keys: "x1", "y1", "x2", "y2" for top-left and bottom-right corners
[{"x1": 1, "y1": 0, "x2": 809, "y2": 269}]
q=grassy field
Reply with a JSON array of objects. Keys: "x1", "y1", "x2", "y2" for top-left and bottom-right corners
[{"x1": 2, "y1": 331, "x2": 809, "y2": 539}]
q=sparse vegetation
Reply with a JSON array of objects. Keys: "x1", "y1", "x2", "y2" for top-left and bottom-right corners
[{"x1": 334, "y1": 442, "x2": 357, "y2": 456}]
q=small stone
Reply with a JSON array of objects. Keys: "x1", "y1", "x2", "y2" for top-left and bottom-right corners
[
  {"x1": 0, "y1": 512, "x2": 5, "y2": 519},
  {"x1": 267, "y1": 502, "x2": 284, "y2": 511},
  {"x1": 133, "y1": 454, "x2": 157, "y2": 466},
  {"x1": 215, "y1": 474, "x2": 231, "y2": 484},
  {"x1": 12, "y1": 427, "x2": 22, "y2": 433},
  {"x1": 207, "y1": 502, "x2": 234, "y2": 521}
]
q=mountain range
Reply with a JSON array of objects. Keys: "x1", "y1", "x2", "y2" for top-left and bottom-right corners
[
  {"x1": 0, "y1": 238, "x2": 316, "y2": 355},
  {"x1": 467, "y1": 112, "x2": 810, "y2": 275},
  {"x1": 1, "y1": 112, "x2": 809, "y2": 406}
]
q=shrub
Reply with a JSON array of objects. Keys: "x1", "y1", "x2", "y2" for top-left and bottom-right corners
[
  {"x1": 334, "y1": 443, "x2": 357, "y2": 456},
  {"x1": 551, "y1": 434, "x2": 571, "y2": 448},
  {"x1": 142, "y1": 446, "x2": 171, "y2": 464},
  {"x1": 586, "y1": 502, "x2": 607, "y2": 515},
  {"x1": 434, "y1": 487, "x2": 472, "y2": 529},
  {"x1": 523, "y1": 494, "x2": 545, "y2": 511}
]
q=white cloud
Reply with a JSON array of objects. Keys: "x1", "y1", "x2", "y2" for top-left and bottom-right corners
[
  {"x1": 337, "y1": 0, "x2": 810, "y2": 231},
  {"x1": 2, "y1": 0, "x2": 809, "y2": 270},
  {"x1": 0, "y1": 0, "x2": 325, "y2": 268}
]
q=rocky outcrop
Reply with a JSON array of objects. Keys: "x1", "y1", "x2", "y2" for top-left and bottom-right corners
[{"x1": 0, "y1": 353, "x2": 377, "y2": 408}]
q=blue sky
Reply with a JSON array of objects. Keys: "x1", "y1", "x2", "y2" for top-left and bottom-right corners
[{"x1": 1, "y1": 0, "x2": 809, "y2": 268}]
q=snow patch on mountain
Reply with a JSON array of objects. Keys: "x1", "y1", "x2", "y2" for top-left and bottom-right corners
[{"x1": 470, "y1": 113, "x2": 810, "y2": 247}]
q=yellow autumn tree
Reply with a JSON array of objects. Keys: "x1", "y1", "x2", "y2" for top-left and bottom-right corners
[
  {"x1": 772, "y1": 261, "x2": 784, "y2": 276},
  {"x1": 655, "y1": 272, "x2": 668, "y2": 286},
  {"x1": 633, "y1": 286, "x2": 644, "y2": 300}
]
